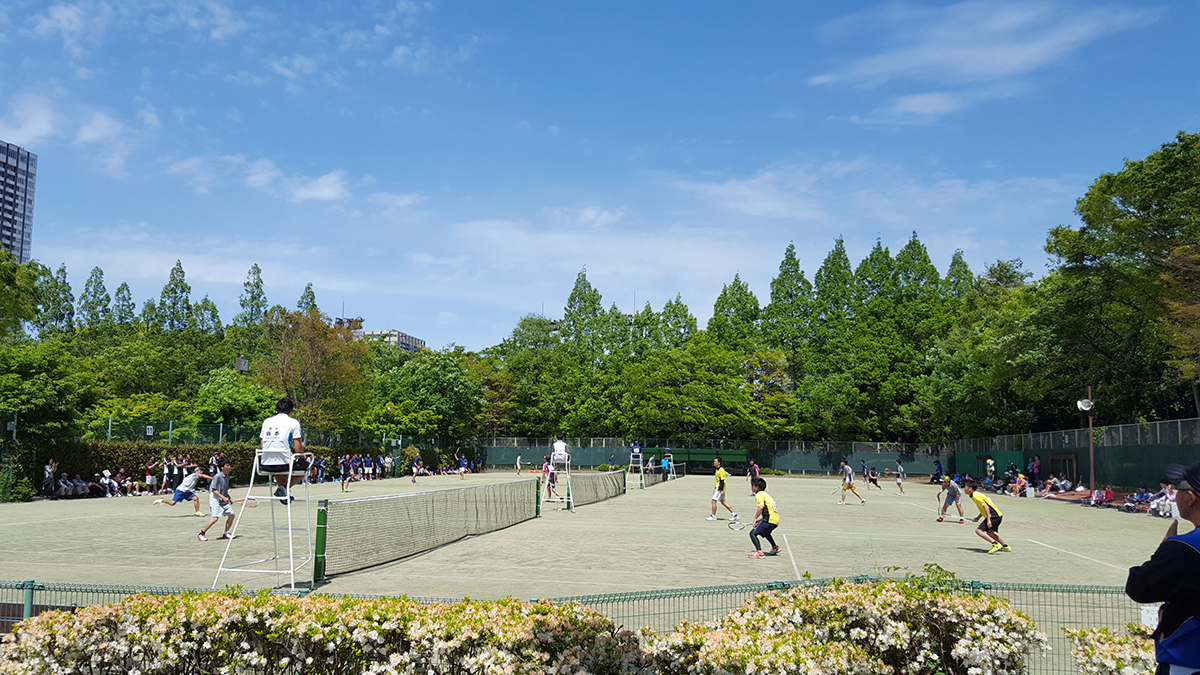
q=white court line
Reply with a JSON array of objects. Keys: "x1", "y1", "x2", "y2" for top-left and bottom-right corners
[
  {"x1": 783, "y1": 534, "x2": 801, "y2": 580},
  {"x1": 1026, "y1": 539, "x2": 1125, "y2": 570},
  {"x1": 908, "y1": 503, "x2": 938, "y2": 513}
]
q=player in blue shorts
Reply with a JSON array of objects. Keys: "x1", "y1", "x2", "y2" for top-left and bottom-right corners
[
  {"x1": 153, "y1": 466, "x2": 210, "y2": 517},
  {"x1": 937, "y1": 476, "x2": 966, "y2": 523}
]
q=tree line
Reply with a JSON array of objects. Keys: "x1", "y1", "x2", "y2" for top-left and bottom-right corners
[{"x1": 1, "y1": 132, "x2": 1197, "y2": 446}]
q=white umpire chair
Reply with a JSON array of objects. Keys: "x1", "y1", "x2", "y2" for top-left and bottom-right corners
[{"x1": 213, "y1": 450, "x2": 314, "y2": 590}]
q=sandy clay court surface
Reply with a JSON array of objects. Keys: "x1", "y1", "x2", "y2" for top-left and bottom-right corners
[{"x1": 0, "y1": 472, "x2": 1179, "y2": 599}]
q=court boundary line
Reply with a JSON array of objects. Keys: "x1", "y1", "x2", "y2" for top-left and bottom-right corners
[
  {"x1": 1026, "y1": 539, "x2": 1125, "y2": 570},
  {"x1": 783, "y1": 534, "x2": 801, "y2": 580},
  {"x1": 908, "y1": 503, "x2": 938, "y2": 513}
]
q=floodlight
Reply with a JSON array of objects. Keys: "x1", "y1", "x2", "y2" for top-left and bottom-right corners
[{"x1": 1076, "y1": 399, "x2": 1094, "y2": 412}]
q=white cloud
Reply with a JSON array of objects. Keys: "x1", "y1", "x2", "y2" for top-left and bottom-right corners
[
  {"x1": 0, "y1": 95, "x2": 59, "y2": 147},
  {"x1": 370, "y1": 192, "x2": 424, "y2": 212},
  {"x1": 75, "y1": 113, "x2": 123, "y2": 144},
  {"x1": 543, "y1": 206, "x2": 625, "y2": 229},
  {"x1": 169, "y1": 1, "x2": 248, "y2": 40},
  {"x1": 226, "y1": 71, "x2": 266, "y2": 86},
  {"x1": 385, "y1": 36, "x2": 478, "y2": 72},
  {"x1": 671, "y1": 164, "x2": 841, "y2": 220},
  {"x1": 244, "y1": 158, "x2": 283, "y2": 188},
  {"x1": 167, "y1": 155, "x2": 347, "y2": 201},
  {"x1": 271, "y1": 55, "x2": 318, "y2": 79},
  {"x1": 136, "y1": 106, "x2": 161, "y2": 129},
  {"x1": 812, "y1": 1, "x2": 1158, "y2": 121},
  {"x1": 279, "y1": 170, "x2": 349, "y2": 202},
  {"x1": 168, "y1": 156, "x2": 221, "y2": 194},
  {"x1": 29, "y1": 3, "x2": 106, "y2": 58}
]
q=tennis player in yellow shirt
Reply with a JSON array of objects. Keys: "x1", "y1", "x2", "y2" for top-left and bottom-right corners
[
  {"x1": 965, "y1": 480, "x2": 1012, "y2": 554},
  {"x1": 748, "y1": 477, "x2": 781, "y2": 558},
  {"x1": 707, "y1": 457, "x2": 738, "y2": 521}
]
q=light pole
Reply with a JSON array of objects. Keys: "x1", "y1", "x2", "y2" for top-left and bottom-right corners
[{"x1": 1077, "y1": 388, "x2": 1095, "y2": 491}]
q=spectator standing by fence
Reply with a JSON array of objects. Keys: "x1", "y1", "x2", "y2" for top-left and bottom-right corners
[{"x1": 1126, "y1": 462, "x2": 1200, "y2": 675}]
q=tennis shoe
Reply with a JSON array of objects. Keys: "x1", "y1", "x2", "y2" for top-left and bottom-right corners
[
  {"x1": 937, "y1": 516, "x2": 944, "y2": 522},
  {"x1": 1001, "y1": 545, "x2": 1012, "y2": 552},
  {"x1": 273, "y1": 487, "x2": 286, "y2": 497},
  {"x1": 959, "y1": 518, "x2": 965, "y2": 524},
  {"x1": 748, "y1": 551, "x2": 766, "y2": 559},
  {"x1": 988, "y1": 543, "x2": 1002, "y2": 554},
  {"x1": 731, "y1": 512, "x2": 739, "y2": 520},
  {"x1": 860, "y1": 499, "x2": 866, "y2": 505},
  {"x1": 220, "y1": 532, "x2": 233, "y2": 540},
  {"x1": 153, "y1": 499, "x2": 164, "y2": 505},
  {"x1": 194, "y1": 511, "x2": 207, "y2": 517},
  {"x1": 706, "y1": 515, "x2": 717, "y2": 521},
  {"x1": 765, "y1": 546, "x2": 781, "y2": 556},
  {"x1": 197, "y1": 532, "x2": 207, "y2": 541},
  {"x1": 837, "y1": 501, "x2": 845, "y2": 505}
]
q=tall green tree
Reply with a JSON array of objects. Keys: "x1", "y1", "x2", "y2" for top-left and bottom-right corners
[
  {"x1": 297, "y1": 283, "x2": 317, "y2": 312},
  {"x1": 139, "y1": 298, "x2": 161, "y2": 328},
  {"x1": 490, "y1": 315, "x2": 569, "y2": 435},
  {"x1": 158, "y1": 260, "x2": 192, "y2": 331},
  {"x1": 0, "y1": 250, "x2": 42, "y2": 337},
  {"x1": 234, "y1": 263, "x2": 269, "y2": 327},
  {"x1": 32, "y1": 264, "x2": 74, "y2": 336},
  {"x1": 560, "y1": 268, "x2": 605, "y2": 366},
  {"x1": 77, "y1": 266, "x2": 111, "y2": 327},
  {"x1": 193, "y1": 296, "x2": 222, "y2": 334},
  {"x1": 659, "y1": 294, "x2": 697, "y2": 348},
  {"x1": 374, "y1": 346, "x2": 483, "y2": 440},
  {"x1": 112, "y1": 283, "x2": 135, "y2": 324},
  {"x1": 763, "y1": 243, "x2": 814, "y2": 384},
  {"x1": 707, "y1": 273, "x2": 761, "y2": 353},
  {"x1": 1047, "y1": 131, "x2": 1200, "y2": 414}
]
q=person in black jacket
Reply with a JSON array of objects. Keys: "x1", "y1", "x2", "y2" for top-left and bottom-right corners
[{"x1": 1126, "y1": 462, "x2": 1200, "y2": 675}]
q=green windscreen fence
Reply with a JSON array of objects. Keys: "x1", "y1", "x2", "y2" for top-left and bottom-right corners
[{"x1": 314, "y1": 479, "x2": 539, "y2": 580}]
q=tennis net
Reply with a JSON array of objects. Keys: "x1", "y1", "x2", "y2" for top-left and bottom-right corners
[
  {"x1": 315, "y1": 479, "x2": 539, "y2": 580},
  {"x1": 569, "y1": 470, "x2": 626, "y2": 506},
  {"x1": 643, "y1": 470, "x2": 667, "y2": 488}
]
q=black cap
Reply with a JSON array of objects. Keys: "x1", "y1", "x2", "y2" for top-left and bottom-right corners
[{"x1": 1165, "y1": 462, "x2": 1200, "y2": 491}]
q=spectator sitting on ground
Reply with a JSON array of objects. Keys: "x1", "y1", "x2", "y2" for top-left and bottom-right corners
[
  {"x1": 113, "y1": 469, "x2": 131, "y2": 496},
  {"x1": 71, "y1": 474, "x2": 88, "y2": 497},
  {"x1": 1008, "y1": 474, "x2": 1029, "y2": 497},
  {"x1": 87, "y1": 474, "x2": 106, "y2": 498},
  {"x1": 1132, "y1": 487, "x2": 1150, "y2": 503},
  {"x1": 55, "y1": 472, "x2": 74, "y2": 498}
]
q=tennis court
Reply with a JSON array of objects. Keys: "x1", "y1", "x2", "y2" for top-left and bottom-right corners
[{"x1": 0, "y1": 472, "x2": 1172, "y2": 600}]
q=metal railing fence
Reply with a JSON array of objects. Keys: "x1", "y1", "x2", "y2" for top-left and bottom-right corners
[
  {"x1": 2, "y1": 576, "x2": 1149, "y2": 675},
  {"x1": 950, "y1": 417, "x2": 1200, "y2": 453}
]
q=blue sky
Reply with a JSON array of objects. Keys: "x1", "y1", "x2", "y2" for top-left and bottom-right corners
[{"x1": 1, "y1": 1, "x2": 1196, "y2": 350}]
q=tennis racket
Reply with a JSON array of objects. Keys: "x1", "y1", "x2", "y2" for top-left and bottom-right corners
[
  {"x1": 728, "y1": 521, "x2": 749, "y2": 531},
  {"x1": 234, "y1": 498, "x2": 259, "y2": 508}
]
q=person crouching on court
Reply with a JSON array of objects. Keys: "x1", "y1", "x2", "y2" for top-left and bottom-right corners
[
  {"x1": 748, "y1": 478, "x2": 781, "y2": 558},
  {"x1": 1126, "y1": 462, "x2": 1200, "y2": 675},
  {"x1": 964, "y1": 480, "x2": 1011, "y2": 554}
]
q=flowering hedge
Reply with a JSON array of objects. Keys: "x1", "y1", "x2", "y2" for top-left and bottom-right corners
[
  {"x1": 1064, "y1": 623, "x2": 1156, "y2": 675},
  {"x1": 644, "y1": 580, "x2": 1048, "y2": 675},
  {"x1": 1, "y1": 581, "x2": 1047, "y2": 675},
  {"x1": 0, "y1": 592, "x2": 646, "y2": 675}
]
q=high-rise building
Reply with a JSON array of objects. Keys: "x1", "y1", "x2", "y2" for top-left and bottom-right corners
[
  {"x1": 361, "y1": 329, "x2": 426, "y2": 353},
  {"x1": 0, "y1": 140, "x2": 36, "y2": 264}
]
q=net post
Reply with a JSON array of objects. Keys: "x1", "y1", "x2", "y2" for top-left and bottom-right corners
[
  {"x1": 313, "y1": 500, "x2": 328, "y2": 583},
  {"x1": 536, "y1": 477, "x2": 542, "y2": 517}
]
